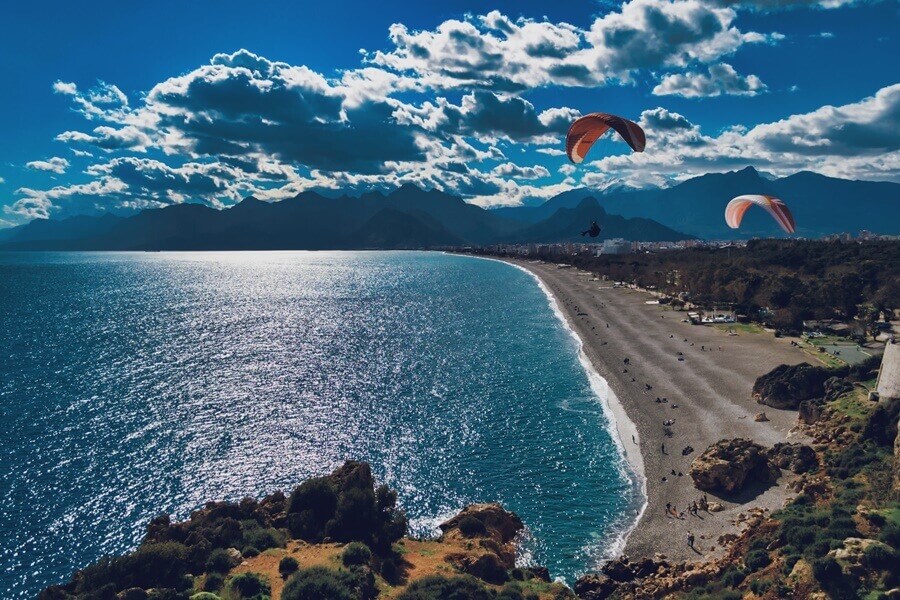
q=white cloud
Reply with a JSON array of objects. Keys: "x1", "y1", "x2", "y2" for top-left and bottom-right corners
[
  {"x1": 25, "y1": 157, "x2": 70, "y2": 174},
  {"x1": 582, "y1": 84, "x2": 900, "y2": 187},
  {"x1": 492, "y1": 162, "x2": 551, "y2": 179},
  {"x1": 652, "y1": 63, "x2": 767, "y2": 97},
  {"x1": 368, "y1": 2, "x2": 775, "y2": 91}
]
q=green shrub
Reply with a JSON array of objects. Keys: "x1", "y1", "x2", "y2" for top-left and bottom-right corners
[
  {"x1": 278, "y1": 556, "x2": 299, "y2": 579},
  {"x1": 77, "y1": 542, "x2": 190, "y2": 593},
  {"x1": 863, "y1": 543, "x2": 896, "y2": 569},
  {"x1": 811, "y1": 556, "x2": 841, "y2": 583},
  {"x1": 341, "y1": 542, "x2": 372, "y2": 566},
  {"x1": 206, "y1": 548, "x2": 233, "y2": 574},
  {"x1": 226, "y1": 572, "x2": 270, "y2": 599},
  {"x1": 458, "y1": 516, "x2": 487, "y2": 538},
  {"x1": 287, "y1": 477, "x2": 338, "y2": 541},
  {"x1": 241, "y1": 546, "x2": 260, "y2": 558},
  {"x1": 190, "y1": 594, "x2": 222, "y2": 600},
  {"x1": 282, "y1": 567, "x2": 359, "y2": 600},
  {"x1": 721, "y1": 566, "x2": 747, "y2": 586},
  {"x1": 745, "y1": 549, "x2": 771, "y2": 572},
  {"x1": 203, "y1": 572, "x2": 225, "y2": 591},
  {"x1": 242, "y1": 525, "x2": 286, "y2": 552},
  {"x1": 396, "y1": 575, "x2": 493, "y2": 600}
]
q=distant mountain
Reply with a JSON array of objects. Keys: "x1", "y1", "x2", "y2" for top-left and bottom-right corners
[
  {"x1": 505, "y1": 198, "x2": 690, "y2": 243},
  {"x1": 0, "y1": 185, "x2": 688, "y2": 251},
  {"x1": 498, "y1": 167, "x2": 900, "y2": 239}
]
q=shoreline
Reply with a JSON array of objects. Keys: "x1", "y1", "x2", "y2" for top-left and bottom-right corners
[
  {"x1": 502, "y1": 258, "x2": 649, "y2": 564},
  {"x1": 487, "y1": 255, "x2": 813, "y2": 564}
]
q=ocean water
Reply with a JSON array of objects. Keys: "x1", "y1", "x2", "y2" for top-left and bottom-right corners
[{"x1": 0, "y1": 251, "x2": 640, "y2": 597}]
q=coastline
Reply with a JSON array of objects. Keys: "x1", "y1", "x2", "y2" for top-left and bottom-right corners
[
  {"x1": 487, "y1": 256, "x2": 814, "y2": 564},
  {"x1": 496, "y1": 257, "x2": 648, "y2": 562}
]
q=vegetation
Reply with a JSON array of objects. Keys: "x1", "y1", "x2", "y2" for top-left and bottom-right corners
[
  {"x1": 277, "y1": 556, "x2": 299, "y2": 579},
  {"x1": 341, "y1": 542, "x2": 372, "y2": 566},
  {"x1": 281, "y1": 567, "x2": 366, "y2": 600},
  {"x1": 490, "y1": 240, "x2": 900, "y2": 334}
]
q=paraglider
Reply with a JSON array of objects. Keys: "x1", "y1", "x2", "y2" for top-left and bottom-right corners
[
  {"x1": 582, "y1": 221, "x2": 601, "y2": 238},
  {"x1": 724, "y1": 195, "x2": 796, "y2": 234},
  {"x1": 566, "y1": 113, "x2": 646, "y2": 164}
]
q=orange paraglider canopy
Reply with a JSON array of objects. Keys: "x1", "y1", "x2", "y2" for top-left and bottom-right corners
[{"x1": 566, "y1": 113, "x2": 646, "y2": 163}]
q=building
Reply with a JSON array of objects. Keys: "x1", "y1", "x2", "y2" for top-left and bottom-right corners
[{"x1": 602, "y1": 238, "x2": 632, "y2": 254}]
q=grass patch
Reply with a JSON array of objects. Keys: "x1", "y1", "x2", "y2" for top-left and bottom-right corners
[{"x1": 713, "y1": 323, "x2": 763, "y2": 334}]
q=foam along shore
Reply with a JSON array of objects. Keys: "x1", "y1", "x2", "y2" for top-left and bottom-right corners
[{"x1": 497, "y1": 257, "x2": 813, "y2": 564}]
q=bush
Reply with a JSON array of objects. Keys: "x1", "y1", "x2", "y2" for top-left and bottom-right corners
[
  {"x1": 206, "y1": 548, "x2": 233, "y2": 574},
  {"x1": 811, "y1": 556, "x2": 841, "y2": 583},
  {"x1": 287, "y1": 477, "x2": 338, "y2": 541},
  {"x1": 282, "y1": 567, "x2": 359, "y2": 600},
  {"x1": 226, "y1": 572, "x2": 270, "y2": 599},
  {"x1": 396, "y1": 575, "x2": 493, "y2": 600},
  {"x1": 242, "y1": 525, "x2": 286, "y2": 552},
  {"x1": 203, "y1": 572, "x2": 225, "y2": 591},
  {"x1": 458, "y1": 516, "x2": 487, "y2": 538},
  {"x1": 241, "y1": 546, "x2": 260, "y2": 558},
  {"x1": 863, "y1": 543, "x2": 896, "y2": 569},
  {"x1": 721, "y1": 567, "x2": 747, "y2": 586},
  {"x1": 745, "y1": 549, "x2": 771, "y2": 572},
  {"x1": 77, "y1": 542, "x2": 190, "y2": 593},
  {"x1": 190, "y1": 594, "x2": 222, "y2": 600},
  {"x1": 341, "y1": 542, "x2": 372, "y2": 566},
  {"x1": 279, "y1": 556, "x2": 299, "y2": 579}
]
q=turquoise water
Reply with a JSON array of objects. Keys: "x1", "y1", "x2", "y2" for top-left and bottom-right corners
[{"x1": 0, "y1": 251, "x2": 640, "y2": 596}]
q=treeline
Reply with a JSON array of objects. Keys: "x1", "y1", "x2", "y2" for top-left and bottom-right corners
[{"x1": 497, "y1": 240, "x2": 900, "y2": 333}]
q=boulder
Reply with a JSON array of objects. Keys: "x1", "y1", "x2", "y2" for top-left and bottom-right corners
[
  {"x1": 824, "y1": 376, "x2": 853, "y2": 401},
  {"x1": 828, "y1": 537, "x2": 892, "y2": 577},
  {"x1": 708, "y1": 502, "x2": 724, "y2": 512},
  {"x1": 768, "y1": 443, "x2": 818, "y2": 474},
  {"x1": 602, "y1": 557, "x2": 638, "y2": 582},
  {"x1": 754, "y1": 412, "x2": 769, "y2": 422},
  {"x1": 753, "y1": 363, "x2": 832, "y2": 409},
  {"x1": 690, "y1": 439, "x2": 780, "y2": 494},
  {"x1": 440, "y1": 503, "x2": 523, "y2": 544},
  {"x1": 799, "y1": 398, "x2": 826, "y2": 425},
  {"x1": 573, "y1": 574, "x2": 618, "y2": 599}
]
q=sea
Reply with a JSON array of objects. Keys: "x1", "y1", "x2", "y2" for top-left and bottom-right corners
[{"x1": 0, "y1": 250, "x2": 642, "y2": 597}]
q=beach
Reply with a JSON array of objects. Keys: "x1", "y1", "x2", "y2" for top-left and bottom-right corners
[{"x1": 502, "y1": 258, "x2": 814, "y2": 564}]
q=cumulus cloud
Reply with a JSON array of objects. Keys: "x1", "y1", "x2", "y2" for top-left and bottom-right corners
[
  {"x1": 652, "y1": 63, "x2": 767, "y2": 97},
  {"x1": 368, "y1": 2, "x2": 774, "y2": 90},
  {"x1": 582, "y1": 84, "x2": 900, "y2": 187},
  {"x1": 26, "y1": 157, "x2": 70, "y2": 174},
  {"x1": 492, "y1": 162, "x2": 551, "y2": 179},
  {"x1": 395, "y1": 91, "x2": 578, "y2": 143}
]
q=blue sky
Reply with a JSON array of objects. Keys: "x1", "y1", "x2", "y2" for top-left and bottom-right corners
[{"x1": 1, "y1": 0, "x2": 898, "y2": 226}]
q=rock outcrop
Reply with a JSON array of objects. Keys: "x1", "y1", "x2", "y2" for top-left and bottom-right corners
[
  {"x1": 690, "y1": 438, "x2": 780, "y2": 493},
  {"x1": 439, "y1": 503, "x2": 523, "y2": 544},
  {"x1": 767, "y1": 442, "x2": 818, "y2": 474},
  {"x1": 753, "y1": 363, "x2": 832, "y2": 409}
]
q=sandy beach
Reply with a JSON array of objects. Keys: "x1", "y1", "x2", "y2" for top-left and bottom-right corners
[{"x1": 503, "y1": 257, "x2": 814, "y2": 564}]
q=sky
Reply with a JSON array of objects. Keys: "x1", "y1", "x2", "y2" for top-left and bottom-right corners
[{"x1": 1, "y1": 0, "x2": 898, "y2": 227}]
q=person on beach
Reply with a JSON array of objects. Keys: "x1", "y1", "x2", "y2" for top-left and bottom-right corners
[
  {"x1": 632, "y1": 434, "x2": 636, "y2": 444},
  {"x1": 687, "y1": 532, "x2": 695, "y2": 548},
  {"x1": 666, "y1": 502, "x2": 672, "y2": 516},
  {"x1": 661, "y1": 443, "x2": 667, "y2": 454}
]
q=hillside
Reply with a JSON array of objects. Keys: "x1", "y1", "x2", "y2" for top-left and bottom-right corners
[
  {"x1": 494, "y1": 168, "x2": 900, "y2": 239},
  {"x1": 0, "y1": 185, "x2": 689, "y2": 251}
]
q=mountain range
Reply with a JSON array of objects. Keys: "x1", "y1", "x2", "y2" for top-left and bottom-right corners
[
  {"x1": 0, "y1": 167, "x2": 895, "y2": 250},
  {"x1": 0, "y1": 186, "x2": 687, "y2": 250},
  {"x1": 496, "y1": 167, "x2": 900, "y2": 239}
]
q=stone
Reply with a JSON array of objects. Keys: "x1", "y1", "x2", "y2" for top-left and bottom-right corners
[
  {"x1": 690, "y1": 438, "x2": 780, "y2": 494},
  {"x1": 768, "y1": 443, "x2": 818, "y2": 474},
  {"x1": 754, "y1": 412, "x2": 770, "y2": 422},
  {"x1": 753, "y1": 363, "x2": 832, "y2": 409},
  {"x1": 440, "y1": 503, "x2": 524, "y2": 544}
]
